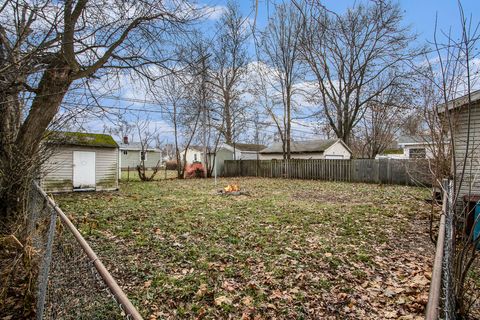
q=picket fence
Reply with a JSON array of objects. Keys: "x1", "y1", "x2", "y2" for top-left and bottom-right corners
[{"x1": 223, "y1": 159, "x2": 432, "y2": 186}]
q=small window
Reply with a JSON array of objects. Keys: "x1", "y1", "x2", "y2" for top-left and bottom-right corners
[
  {"x1": 194, "y1": 153, "x2": 197, "y2": 161},
  {"x1": 409, "y1": 148, "x2": 426, "y2": 159},
  {"x1": 140, "y1": 151, "x2": 147, "y2": 161},
  {"x1": 123, "y1": 150, "x2": 128, "y2": 155}
]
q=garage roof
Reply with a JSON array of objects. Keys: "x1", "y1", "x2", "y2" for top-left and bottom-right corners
[{"x1": 260, "y1": 139, "x2": 347, "y2": 154}]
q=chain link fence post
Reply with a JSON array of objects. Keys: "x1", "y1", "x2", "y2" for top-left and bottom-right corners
[{"x1": 36, "y1": 206, "x2": 57, "y2": 320}]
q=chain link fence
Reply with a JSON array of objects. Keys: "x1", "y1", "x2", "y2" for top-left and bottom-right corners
[
  {"x1": 441, "y1": 179, "x2": 455, "y2": 319},
  {"x1": 28, "y1": 183, "x2": 142, "y2": 320}
]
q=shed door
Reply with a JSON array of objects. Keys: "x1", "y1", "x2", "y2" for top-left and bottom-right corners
[{"x1": 73, "y1": 151, "x2": 96, "y2": 190}]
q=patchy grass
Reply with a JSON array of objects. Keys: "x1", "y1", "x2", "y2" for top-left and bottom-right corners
[
  {"x1": 120, "y1": 169, "x2": 178, "y2": 181},
  {"x1": 56, "y1": 178, "x2": 435, "y2": 319}
]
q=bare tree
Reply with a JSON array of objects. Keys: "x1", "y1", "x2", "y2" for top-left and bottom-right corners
[
  {"x1": 300, "y1": 0, "x2": 415, "y2": 146},
  {"x1": 155, "y1": 73, "x2": 193, "y2": 178},
  {"x1": 259, "y1": 2, "x2": 303, "y2": 159},
  {"x1": 134, "y1": 116, "x2": 162, "y2": 181},
  {"x1": 0, "y1": 0, "x2": 198, "y2": 217},
  {"x1": 418, "y1": 2, "x2": 480, "y2": 317},
  {"x1": 104, "y1": 117, "x2": 135, "y2": 143},
  {"x1": 171, "y1": 35, "x2": 214, "y2": 178},
  {"x1": 0, "y1": 2, "x2": 198, "y2": 315},
  {"x1": 354, "y1": 77, "x2": 414, "y2": 158},
  {"x1": 211, "y1": 1, "x2": 250, "y2": 145}
]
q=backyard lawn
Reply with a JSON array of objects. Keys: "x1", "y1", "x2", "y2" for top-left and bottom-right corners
[
  {"x1": 57, "y1": 178, "x2": 435, "y2": 319},
  {"x1": 120, "y1": 169, "x2": 178, "y2": 181}
]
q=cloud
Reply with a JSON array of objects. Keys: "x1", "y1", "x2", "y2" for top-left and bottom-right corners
[{"x1": 198, "y1": 3, "x2": 227, "y2": 20}]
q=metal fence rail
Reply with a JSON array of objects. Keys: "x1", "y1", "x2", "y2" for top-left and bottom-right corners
[
  {"x1": 29, "y1": 183, "x2": 143, "y2": 320},
  {"x1": 425, "y1": 179, "x2": 455, "y2": 320}
]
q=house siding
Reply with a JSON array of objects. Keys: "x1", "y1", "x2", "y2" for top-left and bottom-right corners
[
  {"x1": 209, "y1": 148, "x2": 234, "y2": 175},
  {"x1": 183, "y1": 148, "x2": 203, "y2": 164},
  {"x1": 453, "y1": 103, "x2": 480, "y2": 207},
  {"x1": 324, "y1": 142, "x2": 352, "y2": 159},
  {"x1": 120, "y1": 150, "x2": 162, "y2": 169},
  {"x1": 240, "y1": 151, "x2": 260, "y2": 160},
  {"x1": 259, "y1": 152, "x2": 326, "y2": 160},
  {"x1": 41, "y1": 146, "x2": 118, "y2": 192}
]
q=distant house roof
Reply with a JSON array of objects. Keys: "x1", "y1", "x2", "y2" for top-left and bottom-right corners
[
  {"x1": 47, "y1": 131, "x2": 118, "y2": 148},
  {"x1": 397, "y1": 135, "x2": 432, "y2": 145},
  {"x1": 187, "y1": 145, "x2": 204, "y2": 152},
  {"x1": 260, "y1": 139, "x2": 349, "y2": 154},
  {"x1": 438, "y1": 90, "x2": 480, "y2": 113},
  {"x1": 227, "y1": 143, "x2": 267, "y2": 152},
  {"x1": 118, "y1": 142, "x2": 160, "y2": 152}
]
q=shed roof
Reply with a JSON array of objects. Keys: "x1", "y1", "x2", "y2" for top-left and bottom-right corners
[
  {"x1": 46, "y1": 131, "x2": 118, "y2": 148},
  {"x1": 187, "y1": 145, "x2": 204, "y2": 152},
  {"x1": 227, "y1": 143, "x2": 267, "y2": 152},
  {"x1": 260, "y1": 139, "x2": 345, "y2": 154},
  {"x1": 397, "y1": 135, "x2": 432, "y2": 145}
]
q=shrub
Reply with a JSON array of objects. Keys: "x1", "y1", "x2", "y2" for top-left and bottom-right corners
[
  {"x1": 165, "y1": 160, "x2": 178, "y2": 170},
  {"x1": 185, "y1": 162, "x2": 205, "y2": 178}
]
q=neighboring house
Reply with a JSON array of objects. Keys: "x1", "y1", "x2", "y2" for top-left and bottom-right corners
[
  {"x1": 181, "y1": 145, "x2": 203, "y2": 165},
  {"x1": 41, "y1": 132, "x2": 119, "y2": 192},
  {"x1": 118, "y1": 137, "x2": 162, "y2": 170},
  {"x1": 375, "y1": 136, "x2": 435, "y2": 159},
  {"x1": 438, "y1": 90, "x2": 480, "y2": 216},
  {"x1": 397, "y1": 136, "x2": 435, "y2": 159},
  {"x1": 208, "y1": 142, "x2": 267, "y2": 175},
  {"x1": 259, "y1": 139, "x2": 352, "y2": 160}
]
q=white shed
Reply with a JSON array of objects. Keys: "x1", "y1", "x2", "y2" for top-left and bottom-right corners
[
  {"x1": 259, "y1": 139, "x2": 352, "y2": 160},
  {"x1": 207, "y1": 143, "x2": 267, "y2": 175},
  {"x1": 40, "y1": 132, "x2": 119, "y2": 192}
]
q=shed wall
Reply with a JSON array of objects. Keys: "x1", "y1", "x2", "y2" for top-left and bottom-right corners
[{"x1": 41, "y1": 146, "x2": 118, "y2": 192}]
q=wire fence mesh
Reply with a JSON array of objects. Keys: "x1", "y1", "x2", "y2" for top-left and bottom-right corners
[
  {"x1": 442, "y1": 179, "x2": 455, "y2": 320},
  {"x1": 28, "y1": 183, "x2": 137, "y2": 320}
]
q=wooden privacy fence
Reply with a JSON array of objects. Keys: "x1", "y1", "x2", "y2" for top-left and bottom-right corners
[{"x1": 223, "y1": 159, "x2": 432, "y2": 186}]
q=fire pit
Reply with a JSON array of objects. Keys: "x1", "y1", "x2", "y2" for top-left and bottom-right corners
[{"x1": 217, "y1": 184, "x2": 249, "y2": 196}]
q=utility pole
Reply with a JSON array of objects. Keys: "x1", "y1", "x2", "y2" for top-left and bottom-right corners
[{"x1": 200, "y1": 54, "x2": 209, "y2": 177}]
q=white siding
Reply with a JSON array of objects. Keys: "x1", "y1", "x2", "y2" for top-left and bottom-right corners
[
  {"x1": 324, "y1": 141, "x2": 352, "y2": 159},
  {"x1": 260, "y1": 152, "x2": 325, "y2": 160},
  {"x1": 453, "y1": 103, "x2": 480, "y2": 202},
  {"x1": 240, "y1": 151, "x2": 260, "y2": 160},
  {"x1": 183, "y1": 148, "x2": 203, "y2": 164},
  {"x1": 119, "y1": 149, "x2": 162, "y2": 169},
  {"x1": 95, "y1": 147, "x2": 119, "y2": 191},
  {"x1": 41, "y1": 147, "x2": 74, "y2": 192},
  {"x1": 402, "y1": 144, "x2": 435, "y2": 159},
  {"x1": 41, "y1": 146, "x2": 118, "y2": 192}
]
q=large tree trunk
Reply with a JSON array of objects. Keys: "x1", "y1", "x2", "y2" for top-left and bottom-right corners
[
  {"x1": 223, "y1": 97, "x2": 233, "y2": 144},
  {"x1": 0, "y1": 61, "x2": 72, "y2": 219}
]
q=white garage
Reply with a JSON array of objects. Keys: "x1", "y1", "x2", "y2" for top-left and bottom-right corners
[{"x1": 259, "y1": 139, "x2": 352, "y2": 160}]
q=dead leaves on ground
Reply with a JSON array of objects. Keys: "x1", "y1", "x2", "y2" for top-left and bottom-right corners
[{"x1": 58, "y1": 178, "x2": 436, "y2": 319}]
